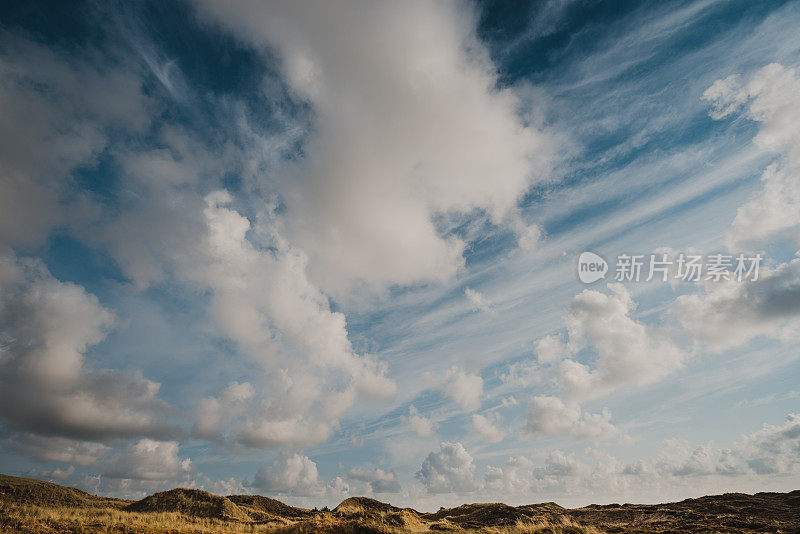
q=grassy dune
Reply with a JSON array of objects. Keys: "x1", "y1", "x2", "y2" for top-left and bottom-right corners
[{"x1": 1, "y1": 474, "x2": 798, "y2": 533}]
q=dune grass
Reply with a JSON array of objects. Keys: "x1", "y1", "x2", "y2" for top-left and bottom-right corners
[
  {"x1": 0, "y1": 501, "x2": 604, "y2": 534},
  {"x1": 0, "y1": 501, "x2": 285, "y2": 533}
]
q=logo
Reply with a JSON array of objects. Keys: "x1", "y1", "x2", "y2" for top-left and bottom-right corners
[{"x1": 577, "y1": 251, "x2": 608, "y2": 284}]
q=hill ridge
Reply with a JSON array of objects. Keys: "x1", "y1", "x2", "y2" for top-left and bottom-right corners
[{"x1": 1, "y1": 473, "x2": 799, "y2": 533}]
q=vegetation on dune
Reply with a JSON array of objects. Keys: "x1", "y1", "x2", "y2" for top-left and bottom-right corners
[
  {"x1": 0, "y1": 474, "x2": 798, "y2": 533},
  {"x1": 125, "y1": 488, "x2": 254, "y2": 522},
  {"x1": 0, "y1": 501, "x2": 278, "y2": 533},
  {"x1": 227, "y1": 494, "x2": 310, "y2": 520}
]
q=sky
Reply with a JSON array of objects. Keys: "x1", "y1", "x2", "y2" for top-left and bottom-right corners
[{"x1": 0, "y1": 0, "x2": 799, "y2": 510}]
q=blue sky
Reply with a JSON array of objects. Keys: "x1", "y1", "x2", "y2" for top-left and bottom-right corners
[{"x1": 1, "y1": 0, "x2": 799, "y2": 509}]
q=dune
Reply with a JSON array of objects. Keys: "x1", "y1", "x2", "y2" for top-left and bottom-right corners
[{"x1": 0, "y1": 473, "x2": 798, "y2": 533}]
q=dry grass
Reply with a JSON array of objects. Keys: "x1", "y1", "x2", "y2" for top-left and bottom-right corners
[
  {"x1": 0, "y1": 502, "x2": 287, "y2": 533},
  {"x1": 2, "y1": 474, "x2": 796, "y2": 533},
  {"x1": 490, "y1": 517, "x2": 603, "y2": 534},
  {"x1": 0, "y1": 502, "x2": 604, "y2": 534}
]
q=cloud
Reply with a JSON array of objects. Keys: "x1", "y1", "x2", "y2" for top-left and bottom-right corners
[
  {"x1": 544, "y1": 283, "x2": 688, "y2": 401},
  {"x1": 501, "y1": 396, "x2": 519, "y2": 407},
  {"x1": 534, "y1": 334, "x2": 568, "y2": 364},
  {"x1": 650, "y1": 413, "x2": 800, "y2": 478},
  {"x1": 7, "y1": 434, "x2": 110, "y2": 467},
  {"x1": 0, "y1": 33, "x2": 152, "y2": 251},
  {"x1": 484, "y1": 456, "x2": 535, "y2": 494},
  {"x1": 499, "y1": 359, "x2": 540, "y2": 388},
  {"x1": 193, "y1": 0, "x2": 556, "y2": 298},
  {"x1": 524, "y1": 396, "x2": 616, "y2": 440},
  {"x1": 406, "y1": 406, "x2": 437, "y2": 438},
  {"x1": 192, "y1": 381, "x2": 254, "y2": 441},
  {"x1": 249, "y1": 452, "x2": 323, "y2": 496},
  {"x1": 472, "y1": 413, "x2": 506, "y2": 443},
  {"x1": 464, "y1": 288, "x2": 494, "y2": 314},
  {"x1": 0, "y1": 255, "x2": 179, "y2": 442},
  {"x1": 484, "y1": 451, "x2": 610, "y2": 496},
  {"x1": 103, "y1": 439, "x2": 193, "y2": 482},
  {"x1": 674, "y1": 256, "x2": 800, "y2": 351},
  {"x1": 416, "y1": 442, "x2": 477, "y2": 494},
  {"x1": 185, "y1": 192, "x2": 396, "y2": 448},
  {"x1": 671, "y1": 63, "x2": 800, "y2": 353},
  {"x1": 442, "y1": 367, "x2": 483, "y2": 412},
  {"x1": 346, "y1": 467, "x2": 401, "y2": 493},
  {"x1": 656, "y1": 440, "x2": 725, "y2": 477},
  {"x1": 703, "y1": 64, "x2": 800, "y2": 251},
  {"x1": 737, "y1": 413, "x2": 800, "y2": 475}
]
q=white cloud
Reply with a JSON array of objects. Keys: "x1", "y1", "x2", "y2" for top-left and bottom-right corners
[
  {"x1": 185, "y1": 193, "x2": 396, "y2": 448},
  {"x1": 346, "y1": 467, "x2": 401, "y2": 493},
  {"x1": 548, "y1": 283, "x2": 688, "y2": 401},
  {"x1": 249, "y1": 452, "x2": 323, "y2": 496},
  {"x1": 406, "y1": 406, "x2": 437, "y2": 438},
  {"x1": 484, "y1": 450, "x2": 614, "y2": 497},
  {"x1": 703, "y1": 64, "x2": 800, "y2": 251},
  {"x1": 193, "y1": 0, "x2": 556, "y2": 298},
  {"x1": 472, "y1": 413, "x2": 506, "y2": 443},
  {"x1": 737, "y1": 413, "x2": 800, "y2": 475},
  {"x1": 501, "y1": 396, "x2": 519, "y2": 407},
  {"x1": 193, "y1": 381, "x2": 254, "y2": 440},
  {"x1": 416, "y1": 442, "x2": 477, "y2": 494},
  {"x1": 8, "y1": 434, "x2": 110, "y2": 467},
  {"x1": 442, "y1": 367, "x2": 483, "y2": 412},
  {"x1": 524, "y1": 396, "x2": 616, "y2": 440},
  {"x1": 484, "y1": 456, "x2": 535, "y2": 494},
  {"x1": 0, "y1": 255, "x2": 178, "y2": 442},
  {"x1": 237, "y1": 415, "x2": 337, "y2": 450},
  {"x1": 0, "y1": 34, "x2": 153, "y2": 251},
  {"x1": 670, "y1": 63, "x2": 800, "y2": 354},
  {"x1": 648, "y1": 414, "x2": 800, "y2": 478},
  {"x1": 674, "y1": 256, "x2": 800, "y2": 351},
  {"x1": 534, "y1": 333, "x2": 568, "y2": 364},
  {"x1": 103, "y1": 439, "x2": 193, "y2": 482},
  {"x1": 464, "y1": 288, "x2": 495, "y2": 314},
  {"x1": 499, "y1": 359, "x2": 540, "y2": 388}
]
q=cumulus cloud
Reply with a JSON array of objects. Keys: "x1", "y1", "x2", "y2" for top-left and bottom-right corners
[
  {"x1": 674, "y1": 256, "x2": 800, "y2": 351},
  {"x1": 736, "y1": 413, "x2": 800, "y2": 475},
  {"x1": 501, "y1": 396, "x2": 519, "y2": 407},
  {"x1": 249, "y1": 452, "x2": 323, "y2": 496},
  {"x1": 499, "y1": 359, "x2": 540, "y2": 388},
  {"x1": 656, "y1": 440, "x2": 726, "y2": 477},
  {"x1": 193, "y1": 381, "x2": 254, "y2": 441},
  {"x1": 483, "y1": 413, "x2": 800, "y2": 500},
  {"x1": 193, "y1": 0, "x2": 556, "y2": 298},
  {"x1": 484, "y1": 450, "x2": 624, "y2": 497},
  {"x1": 346, "y1": 467, "x2": 401, "y2": 493},
  {"x1": 0, "y1": 34, "x2": 153, "y2": 251},
  {"x1": 534, "y1": 334, "x2": 568, "y2": 364},
  {"x1": 703, "y1": 64, "x2": 800, "y2": 251},
  {"x1": 641, "y1": 413, "x2": 800, "y2": 480},
  {"x1": 7, "y1": 434, "x2": 110, "y2": 467},
  {"x1": 464, "y1": 288, "x2": 495, "y2": 314},
  {"x1": 186, "y1": 193, "x2": 396, "y2": 448},
  {"x1": 544, "y1": 283, "x2": 688, "y2": 401},
  {"x1": 416, "y1": 442, "x2": 477, "y2": 494},
  {"x1": 484, "y1": 455, "x2": 535, "y2": 494},
  {"x1": 103, "y1": 439, "x2": 194, "y2": 482},
  {"x1": 472, "y1": 413, "x2": 506, "y2": 443},
  {"x1": 442, "y1": 367, "x2": 484, "y2": 412},
  {"x1": 520, "y1": 285, "x2": 683, "y2": 440},
  {"x1": 524, "y1": 396, "x2": 616, "y2": 440},
  {"x1": 0, "y1": 256, "x2": 179, "y2": 442},
  {"x1": 672, "y1": 63, "x2": 800, "y2": 353},
  {"x1": 406, "y1": 406, "x2": 437, "y2": 438}
]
